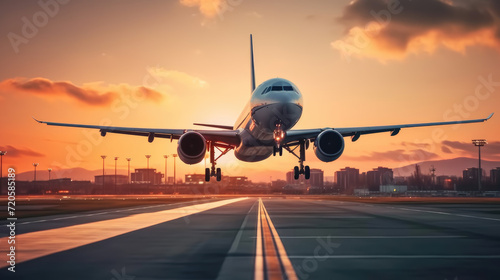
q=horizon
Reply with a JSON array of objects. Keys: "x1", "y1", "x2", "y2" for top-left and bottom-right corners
[
  {"x1": 1, "y1": 0, "x2": 500, "y2": 183},
  {"x1": 9, "y1": 156, "x2": 500, "y2": 184}
]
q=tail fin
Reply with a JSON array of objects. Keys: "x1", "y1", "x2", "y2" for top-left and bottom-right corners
[{"x1": 250, "y1": 34, "x2": 256, "y2": 93}]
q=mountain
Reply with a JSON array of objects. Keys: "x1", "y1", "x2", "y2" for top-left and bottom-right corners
[
  {"x1": 15, "y1": 168, "x2": 129, "y2": 182},
  {"x1": 393, "y1": 157, "x2": 500, "y2": 177}
]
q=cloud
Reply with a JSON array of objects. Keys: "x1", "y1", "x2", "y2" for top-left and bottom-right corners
[
  {"x1": 145, "y1": 67, "x2": 208, "y2": 90},
  {"x1": 0, "y1": 145, "x2": 44, "y2": 158},
  {"x1": 332, "y1": 0, "x2": 500, "y2": 61},
  {"x1": 343, "y1": 148, "x2": 439, "y2": 162},
  {"x1": 0, "y1": 77, "x2": 163, "y2": 106},
  {"x1": 442, "y1": 140, "x2": 500, "y2": 158},
  {"x1": 400, "y1": 141, "x2": 431, "y2": 149},
  {"x1": 441, "y1": 145, "x2": 453, "y2": 154},
  {"x1": 179, "y1": 0, "x2": 224, "y2": 18}
]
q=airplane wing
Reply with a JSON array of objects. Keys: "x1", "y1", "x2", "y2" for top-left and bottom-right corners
[
  {"x1": 285, "y1": 113, "x2": 494, "y2": 143},
  {"x1": 33, "y1": 118, "x2": 241, "y2": 147}
]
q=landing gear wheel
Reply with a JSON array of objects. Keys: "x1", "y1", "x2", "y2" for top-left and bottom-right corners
[
  {"x1": 216, "y1": 168, "x2": 222, "y2": 181},
  {"x1": 305, "y1": 166, "x2": 310, "y2": 180},
  {"x1": 273, "y1": 146, "x2": 283, "y2": 157},
  {"x1": 294, "y1": 166, "x2": 300, "y2": 180},
  {"x1": 205, "y1": 168, "x2": 210, "y2": 182}
]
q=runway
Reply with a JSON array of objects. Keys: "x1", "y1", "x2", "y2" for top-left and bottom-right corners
[{"x1": 2, "y1": 197, "x2": 500, "y2": 279}]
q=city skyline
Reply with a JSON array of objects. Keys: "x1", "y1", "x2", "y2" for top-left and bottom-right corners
[
  {"x1": 1, "y1": 0, "x2": 500, "y2": 182},
  {"x1": 6, "y1": 155, "x2": 500, "y2": 184}
]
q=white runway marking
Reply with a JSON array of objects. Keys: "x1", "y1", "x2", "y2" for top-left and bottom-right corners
[
  {"x1": 254, "y1": 199, "x2": 264, "y2": 280},
  {"x1": 16, "y1": 200, "x2": 211, "y2": 225},
  {"x1": 0, "y1": 197, "x2": 247, "y2": 268},
  {"x1": 275, "y1": 235, "x2": 466, "y2": 239},
  {"x1": 287, "y1": 255, "x2": 500, "y2": 259},
  {"x1": 269, "y1": 215, "x2": 372, "y2": 219},
  {"x1": 393, "y1": 207, "x2": 500, "y2": 222},
  {"x1": 228, "y1": 200, "x2": 256, "y2": 254}
]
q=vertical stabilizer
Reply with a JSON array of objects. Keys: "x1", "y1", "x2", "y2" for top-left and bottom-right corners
[{"x1": 250, "y1": 34, "x2": 256, "y2": 93}]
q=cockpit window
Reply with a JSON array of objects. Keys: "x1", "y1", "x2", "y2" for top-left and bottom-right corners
[{"x1": 261, "y1": 81, "x2": 298, "y2": 94}]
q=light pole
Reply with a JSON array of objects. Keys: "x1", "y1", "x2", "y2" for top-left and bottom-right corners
[
  {"x1": 163, "y1": 155, "x2": 169, "y2": 186},
  {"x1": 0, "y1": 151, "x2": 6, "y2": 195},
  {"x1": 126, "y1": 158, "x2": 131, "y2": 184},
  {"x1": 114, "y1": 157, "x2": 119, "y2": 194},
  {"x1": 472, "y1": 139, "x2": 487, "y2": 191},
  {"x1": 33, "y1": 163, "x2": 39, "y2": 193},
  {"x1": 145, "y1": 155, "x2": 151, "y2": 184},
  {"x1": 101, "y1": 156, "x2": 106, "y2": 191},
  {"x1": 47, "y1": 168, "x2": 52, "y2": 194},
  {"x1": 172, "y1": 154, "x2": 178, "y2": 193}
]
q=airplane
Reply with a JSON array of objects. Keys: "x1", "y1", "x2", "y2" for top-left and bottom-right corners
[{"x1": 35, "y1": 35, "x2": 494, "y2": 182}]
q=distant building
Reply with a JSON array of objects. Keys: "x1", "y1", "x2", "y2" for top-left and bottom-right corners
[
  {"x1": 167, "y1": 176, "x2": 174, "y2": 184},
  {"x1": 225, "y1": 176, "x2": 249, "y2": 187},
  {"x1": 437, "y1": 175, "x2": 458, "y2": 190},
  {"x1": 95, "y1": 175, "x2": 128, "y2": 185},
  {"x1": 286, "y1": 168, "x2": 324, "y2": 188},
  {"x1": 491, "y1": 167, "x2": 500, "y2": 185},
  {"x1": 380, "y1": 185, "x2": 407, "y2": 193},
  {"x1": 131, "y1": 168, "x2": 163, "y2": 184},
  {"x1": 463, "y1": 167, "x2": 482, "y2": 182},
  {"x1": 271, "y1": 179, "x2": 287, "y2": 192},
  {"x1": 335, "y1": 167, "x2": 359, "y2": 192},
  {"x1": 185, "y1": 174, "x2": 206, "y2": 184},
  {"x1": 367, "y1": 167, "x2": 393, "y2": 191}
]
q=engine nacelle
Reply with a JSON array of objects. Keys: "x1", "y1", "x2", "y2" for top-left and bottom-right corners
[
  {"x1": 314, "y1": 129, "x2": 344, "y2": 162},
  {"x1": 177, "y1": 131, "x2": 207, "y2": 165}
]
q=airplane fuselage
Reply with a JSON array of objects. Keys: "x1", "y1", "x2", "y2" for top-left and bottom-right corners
[{"x1": 234, "y1": 78, "x2": 303, "y2": 162}]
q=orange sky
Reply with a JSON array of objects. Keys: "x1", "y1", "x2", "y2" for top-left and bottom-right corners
[{"x1": 1, "y1": 0, "x2": 499, "y2": 182}]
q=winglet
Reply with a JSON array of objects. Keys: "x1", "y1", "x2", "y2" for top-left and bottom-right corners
[
  {"x1": 486, "y1": 112, "x2": 494, "y2": 120},
  {"x1": 32, "y1": 116, "x2": 44, "y2": 124}
]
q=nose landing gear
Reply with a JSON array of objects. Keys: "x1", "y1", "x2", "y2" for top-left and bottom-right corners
[{"x1": 273, "y1": 127, "x2": 311, "y2": 180}]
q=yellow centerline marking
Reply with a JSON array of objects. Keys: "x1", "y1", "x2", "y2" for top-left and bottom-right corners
[
  {"x1": 0, "y1": 197, "x2": 247, "y2": 268},
  {"x1": 262, "y1": 202, "x2": 298, "y2": 280},
  {"x1": 254, "y1": 199, "x2": 264, "y2": 280},
  {"x1": 261, "y1": 201, "x2": 283, "y2": 280},
  {"x1": 254, "y1": 198, "x2": 298, "y2": 280}
]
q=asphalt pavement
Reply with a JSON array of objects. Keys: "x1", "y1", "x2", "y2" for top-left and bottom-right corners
[{"x1": 1, "y1": 197, "x2": 500, "y2": 280}]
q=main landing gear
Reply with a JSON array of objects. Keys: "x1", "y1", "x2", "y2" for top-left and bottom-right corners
[
  {"x1": 205, "y1": 141, "x2": 232, "y2": 182},
  {"x1": 287, "y1": 139, "x2": 310, "y2": 180}
]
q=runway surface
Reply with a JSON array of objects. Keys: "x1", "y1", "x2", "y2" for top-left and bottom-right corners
[{"x1": 2, "y1": 197, "x2": 500, "y2": 279}]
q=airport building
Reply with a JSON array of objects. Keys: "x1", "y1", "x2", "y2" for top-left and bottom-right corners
[
  {"x1": 185, "y1": 174, "x2": 206, "y2": 184},
  {"x1": 131, "y1": 168, "x2": 163, "y2": 184},
  {"x1": 94, "y1": 174, "x2": 129, "y2": 185},
  {"x1": 335, "y1": 167, "x2": 359, "y2": 192}
]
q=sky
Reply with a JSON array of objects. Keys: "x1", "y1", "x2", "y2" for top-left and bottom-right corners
[{"x1": 1, "y1": 0, "x2": 500, "y2": 182}]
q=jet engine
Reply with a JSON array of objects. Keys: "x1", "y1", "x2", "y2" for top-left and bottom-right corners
[
  {"x1": 177, "y1": 131, "x2": 207, "y2": 164},
  {"x1": 314, "y1": 129, "x2": 344, "y2": 162}
]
